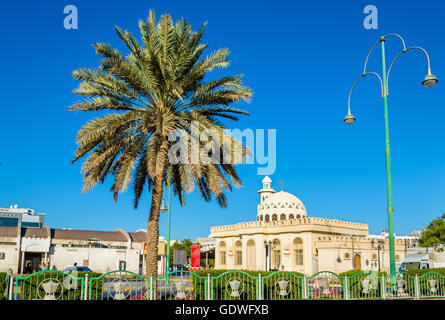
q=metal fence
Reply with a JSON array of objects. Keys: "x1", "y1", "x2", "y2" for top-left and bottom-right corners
[{"x1": 6, "y1": 270, "x2": 445, "y2": 300}]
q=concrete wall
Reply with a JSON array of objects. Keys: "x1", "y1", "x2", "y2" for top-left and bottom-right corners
[
  {"x1": 0, "y1": 245, "x2": 19, "y2": 272},
  {"x1": 49, "y1": 246, "x2": 142, "y2": 274}
]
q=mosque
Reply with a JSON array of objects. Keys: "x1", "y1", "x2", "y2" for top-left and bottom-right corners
[{"x1": 210, "y1": 176, "x2": 411, "y2": 275}]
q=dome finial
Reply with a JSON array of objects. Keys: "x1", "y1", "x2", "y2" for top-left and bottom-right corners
[{"x1": 280, "y1": 179, "x2": 284, "y2": 191}]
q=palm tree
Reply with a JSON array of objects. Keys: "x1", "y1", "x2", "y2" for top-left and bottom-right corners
[{"x1": 69, "y1": 10, "x2": 252, "y2": 276}]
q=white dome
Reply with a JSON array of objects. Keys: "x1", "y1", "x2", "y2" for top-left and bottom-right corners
[{"x1": 257, "y1": 191, "x2": 307, "y2": 221}]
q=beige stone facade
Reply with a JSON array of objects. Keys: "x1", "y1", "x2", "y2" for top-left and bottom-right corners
[{"x1": 210, "y1": 177, "x2": 408, "y2": 275}]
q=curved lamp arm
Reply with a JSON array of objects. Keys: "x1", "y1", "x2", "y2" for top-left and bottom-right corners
[
  {"x1": 363, "y1": 34, "x2": 407, "y2": 74},
  {"x1": 386, "y1": 46, "x2": 433, "y2": 95},
  {"x1": 347, "y1": 72, "x2": 384, "y2": 115}
]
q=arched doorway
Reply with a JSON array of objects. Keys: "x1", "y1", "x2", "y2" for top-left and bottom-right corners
[{"x1": 353, "y1": 254, "x2": 361, "y2": 270}]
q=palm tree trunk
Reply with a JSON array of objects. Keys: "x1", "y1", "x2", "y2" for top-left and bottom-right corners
[{"x1": 145, "y1": 174, "x2": 164, "y2": 277}]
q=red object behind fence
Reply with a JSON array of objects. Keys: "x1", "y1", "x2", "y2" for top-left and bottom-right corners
[{"x1": 191, "y1": 245, "x2": 200, "y2": 268}]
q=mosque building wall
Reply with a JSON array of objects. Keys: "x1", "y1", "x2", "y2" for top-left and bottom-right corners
[{"x1": 211, "y1": 176, "x2": 411, "y2": 275}]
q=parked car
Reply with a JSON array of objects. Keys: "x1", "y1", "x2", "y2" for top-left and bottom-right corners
[
  {"x1": 64, "y1": 266, "x2": 93, "y2": 272},
  {"x1": 399, "y1": 253, "x2": 445, "y2": 272}
]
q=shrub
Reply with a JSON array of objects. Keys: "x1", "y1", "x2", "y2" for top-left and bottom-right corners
[{"x1": 0, "y1": 272, "x2": 7, "y2": 300}]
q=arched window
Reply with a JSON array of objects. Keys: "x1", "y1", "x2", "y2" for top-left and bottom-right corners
[
  {"x1": 219, "y1": 242, "x2": 226, "y2": 266},
  {"x1": 235, "y1": 241, "x2": 242, "y2": 266},
  {"x1": 265, "y1": 215, "x2": 270, "y2": 222},
  {"x1": 296, "y1": 214, "x2": 301, "y2": 219},
  {"x1": 247, "y1": 239, "x2": 256, "y2": 269},
  {"x1": 272, "y1": 214, "x2": 277, "y2": 221},
  {"x1": 280, "y1": 214, "x2": 286, "y2": 221},
  {"x1": 293, "y1": 238, "x2": 304, "y2": 266},
  {"x1": 271, "y1": 239, "x2": 281, "y2": 270},
  {"x1": 259, "y1": 215, "x2": 263, "y2": 221},
  {"x1": 289, "y1": 214, "x2": 294, "y2": 220}
]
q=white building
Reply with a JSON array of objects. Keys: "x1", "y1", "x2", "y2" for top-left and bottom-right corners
[
  {"x1": 0, "y1": 206, "x2": 165, "y2": 275},
  {"x1": 210, "y1": 176, "x2": 412, "y2": 275}
]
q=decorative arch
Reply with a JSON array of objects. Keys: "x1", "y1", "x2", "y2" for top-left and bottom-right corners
[
  {"x1": 218, "y1": 241, "x2": 227, "y2": 266},
  {"x1": 293, "y1": 238, "x2": 304, "y2": 267},
  {"x1": 234, "y1": 240, "x2": 242, "y2": 267},
  {"x1": 271, "y1": 239, "x2": 281, "y2": 270},
  {"x1": 246, "y1": 239, "x2": 256, "y2": 269}
]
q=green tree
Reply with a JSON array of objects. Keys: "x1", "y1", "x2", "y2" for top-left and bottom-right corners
[
  {"x1": 69, "y1": 10, "x2": 252, "y2": 277},
  {"x1": 419, "y1": 213, "x2": 445, "y2": 247},
  {"x1": 169, "y1": 238, "x2": 196, "y2": 265}
]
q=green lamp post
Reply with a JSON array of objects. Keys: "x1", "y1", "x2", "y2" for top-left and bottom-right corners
[
  {"x1": 160, "y1": 174, "x2": 172, "y2": 284},
  {"x1": 344, "y1": 34, "x2": 438, "y2": 290}
]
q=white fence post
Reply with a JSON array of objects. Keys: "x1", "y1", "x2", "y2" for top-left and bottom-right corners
[
  {"x1": 415, "y1": 275, "x2": 420, "y2": 300},
  {"x1": 381, "y1": 274, "x2": 386, "y2": 299},
  {"x1": 344, "y1": 276, "x2": 349, "y2": 300},
  {"x1": 303, "y1": 275, "x2": 308, "y2": 299},
  {"x1": 149, "y1": 275, "x2": 154, "y2": 300},
  {"x1": 207, "y1": 274, "x2": 211, "y2": 300},
  {"x1": 8, "y1": 274, "x2": 14, "y2": 300},
  {"x1": 258, "y1": 274, "x2": 262, "y2": 300},
  {"x1": 84, "y1": 274, "x2": 88, "y2": 300}
]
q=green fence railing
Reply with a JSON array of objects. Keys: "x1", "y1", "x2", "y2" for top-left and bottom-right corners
[
  {"x1": 211, "y1": 271, "x2": 258, "y2": 300},
  {"x1": 14, "y1": 270, "x2": 84, "y2": 300},
  {"x1": 154, "y1": 270, "x2": 207, "y2": 300},
  {"x1": 262, "y1": 271, "x2": 304, "y2": 300},
  {"x1": 7, "y1": 269, "x2": 445, "y2": 300},
  {"x1": 418, "y1": 271, "x2": 445, "y2": 299},
  {"x1": 88, "y1": 270, "x2": 148, "y2": 300}
]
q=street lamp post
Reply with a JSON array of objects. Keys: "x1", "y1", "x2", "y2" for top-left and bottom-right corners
[
  {"x1": 345, "y1": 34, "x2": 438, "y2": 290},
  {"x1": 159, "y1": 177, "x2": 172, "y2": 284},
  {"x1": 371, "y1": 239, "x2": 385, "y2": 272},
  {"x1": 263, "y1": 241, "x2": 268, "y2": 271}
]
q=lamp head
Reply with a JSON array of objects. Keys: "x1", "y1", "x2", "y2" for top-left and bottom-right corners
[
  {"x1": 160, "y1": 197, "x2": 168, "y2": 213},
  {"x1": 422, "y1": 73, "x2": 438, "y2": 88},
  {"x1": 344, "y1": 113, "x2": 356, "y2": 125}
]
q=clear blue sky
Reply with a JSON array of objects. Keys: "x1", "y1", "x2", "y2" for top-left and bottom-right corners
[{"x1": 1, "y1": 1, "x2": 444, "y2": 240}]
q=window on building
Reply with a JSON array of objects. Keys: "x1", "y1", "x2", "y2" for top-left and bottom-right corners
[
  {"x1": 289, "y1": 214, "x2": 294, "y2": 220},
  {"x1": 0, "y1": 242, "x2": 16, "y2": 246},
  {"x1": 219, "y1": 242, "x2": 226, "y2": 266},
  {"x1": 265, "y1": 215, "x2": 270, "y2": 222},
  {"x1": 234, "y1": 241, "x2": 242, "y2": 266},
  {"x1": 272, "y1": 214, "x2": 277, "y2": 221},
  {"x1": 293, "y1": 238, "x2": 304, "y2": 266},
  {"x1": 247, "y1": 239, "x2": 255, "y2": 269},
  {"x1": 280, "y1": 214, "x2": 286, "y2": 221},
  {"x1": 372, "y1": 254, "x2": 377, "y2": 261},
  {"x1": 395, "y1": 255, "x2": 400, "y2": 262},
  {"x1": 344, "y1": 253, "x2": 350, "y2": 260}
]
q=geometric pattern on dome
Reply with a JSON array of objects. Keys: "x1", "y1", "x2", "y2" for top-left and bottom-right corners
[{"x1": 259, "y1": 201, "x2": 305, "y2": 211}]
